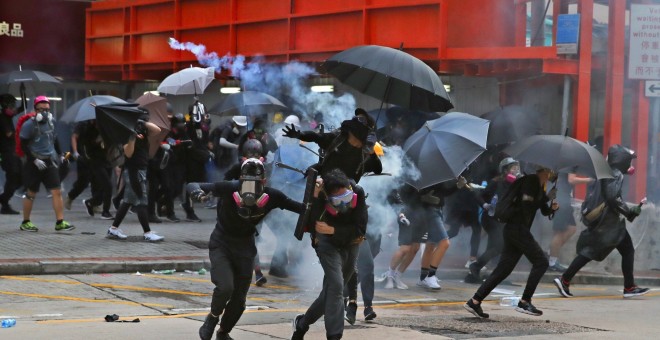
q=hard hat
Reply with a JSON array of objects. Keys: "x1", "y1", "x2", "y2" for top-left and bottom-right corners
[
  {"x1": 498, "y1": 157, "x2": 519, "y2": 173},
  {"x1": 232, "y1": 115, "x2": 247, "y2": 127},
  {"x1": 33, "y1": 95, "x2": 50, "y2": 108}
]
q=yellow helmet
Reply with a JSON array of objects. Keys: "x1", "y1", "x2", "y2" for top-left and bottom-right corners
[{"x1": 374, "y1": 142, "x2": 384, "y2": 157}]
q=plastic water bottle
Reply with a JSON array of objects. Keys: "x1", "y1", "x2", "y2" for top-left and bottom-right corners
[
  {"x1": 488, "y1": 195, "x2": 498, "y2": 217},
  {"x1": 499, "y1": 296, "x2": 520, "y2": 306},
  {"x1": 151, "y1": 269, "x2": 176, "y2": 275},
  {"x1": 1, "y1": 318, "x2": 16, "y2": 328},
  {"x1": 198, "y1": 268, "x2": 207, "y2": 275}
]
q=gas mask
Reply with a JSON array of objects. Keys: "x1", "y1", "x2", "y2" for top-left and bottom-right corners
[
  {"x1": 627, "y1": 166, "x2": 636, "y2": 175},
  {"x1": 232, "y1": 126, "x2": 240, "y2": 134},
  {"x1": 324, "y1": 188, "x2": 357, "y2": 216},
  {"x1": 35, "y1": 110, "x2": 53, "y2": 123},
  {"x1": 233, "y1": 158, "x2": 269, "y2": 213}
]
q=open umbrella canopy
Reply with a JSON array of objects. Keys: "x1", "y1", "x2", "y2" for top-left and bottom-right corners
[
  {"x1": 157, "y1": 67, "x2": 215, "y2": 96},
  {"x1": 0, "y1": 69, "x2": 61, "y2": 94},
  {"x1": 61, "y1": 95, "x2": 127, "y2": 123},
  {"x1": 95, "y1": 103, "x2": 144, "y2": 147},
  {"x1": 503, "y1": 135, "x2": 613, "y2": 179},
  {"x1": 403, "y1": 112, "x2": 489, "y2": 190},
  {"x1": 481, "y1": 105, "x2": 542, "y2": 146},
  {"x1": 208, "y1": 90, "x2": 287, "y2": 117},
  {"x1": 135, "y1": 93, "x2": 171, "y2": 157},
  {"x1": 322, "y1": 45, "x2": 453, "y2": 113}
]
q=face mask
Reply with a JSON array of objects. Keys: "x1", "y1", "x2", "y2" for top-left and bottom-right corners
[
  {"x1": 325, "y1": 189, "x2": 356, "y2": 215},
  {"x1": 505, "y1": 173, "x2": 517, "y2": 183},
  {"x1": 627, "y1": 166, "x2": 636, "y2": 175},
  {"x1": 196, "y1": 128, "x2": 202, "y2": 139},
  {"x1": 232, "y1": 180, "x2": 269, "y2": 208},
  {"x1": 2, "y1": 108, "x2": 15, "y2": 117},
  {"x1": 232, "y1": 127, "x2": 239, "y2": 134},
  {"x1": 35, "y1": 110, "x2": 52, "y2": 123}
]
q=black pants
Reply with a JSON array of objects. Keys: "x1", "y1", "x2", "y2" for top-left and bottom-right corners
[
  {"x1": 446, "y1": 210, "x2": 482, "y2": 257},
  {"x1": 474, "y1": 215, "x2": 504, "y2": 270},
  {"x1": 473, "y1": 223, "x2": 549, "y2": 302},
  {"x1": 67, "y1": 158, "x2": 96, "y2": 200},
  {"x1": 209, "y1": 241, "x2": 254, "y2": 334},
  {"x1": 88, "y1": 163, "x2": 112, "y2": 212},
  {"x1": 344, "y1": 233, "x2": 381, "y2": 307},
  {"x1": 0, "y1": 152, "x2": 21, "y2": 205},
  {"x1": 563, "y1": 230, "x2": 635, "y2": 288}
]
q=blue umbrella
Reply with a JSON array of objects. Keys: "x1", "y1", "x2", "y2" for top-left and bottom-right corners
[{"x1": 270, "y1": 143, "x2": 317, "y2": 198}]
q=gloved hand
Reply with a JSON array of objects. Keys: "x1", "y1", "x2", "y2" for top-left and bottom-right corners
[
  {"x1": 190, "y1": 189, "x2": 209, "y2": 202},
  {"x1": 72, "y1": 151, "x2": 80, "y2": 161},
  {"x1": 547, "y1": 187, "x2": 558, "y2": 200},
  {"x1": 160, "y1": 143, "x2": 171, "y2": 151},
  {"x1": 208, "y1": 150, "x2": 215, "y2": 161},
  {"x1": 482, "y1": 203, "x2": 491, "y2": 211},
  {"x1": 456, "y1": 176, "x2": 468, "y2": 189},
  {"x1": 398, "y1": 213, "x2": 410, "y2": 227},
  {"x1": 282, "y1": 124, "x2": 301, "y2": 139},
  {"x1": 627, "y1": 205, "x2": 642, "y2": 222},
  {"x1": 33, "y1": 159, "x2": 47, "y2": 170}
]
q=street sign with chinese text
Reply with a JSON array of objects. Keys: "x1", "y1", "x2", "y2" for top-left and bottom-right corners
[
  {"x1": 629, "y1": 5, "x2": 660, "y2": 80},
  {"x1": 0, "y1": 21, "x2": 23, "y2": 38}
]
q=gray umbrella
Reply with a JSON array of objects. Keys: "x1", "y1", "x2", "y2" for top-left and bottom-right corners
[
  {"x1": 403, "y1": 112, "x2": 489, "y2": 190},
  {"x1": 322, "y1": 45, "x2": 453, "y2": 113},
  {"x1": 481, "y1": 105, "x2": 542, "y2": 146},
  {"x1": 208, "y1": 91, "x2": 287, "y2": 117},
  {"x1": 61, "y1": 95, "x2": 127, "y2": 123},
  {"x1": 0, "y1": 68, "x2": 62, "y2": 115},
  {"x1": 503, "y1": 135, "x2": 613, "y2": 179}
]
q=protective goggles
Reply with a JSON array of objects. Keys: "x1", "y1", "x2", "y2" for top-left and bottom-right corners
[{"x1": 329, "y1": 189, "x2": 355, "y2": 207}]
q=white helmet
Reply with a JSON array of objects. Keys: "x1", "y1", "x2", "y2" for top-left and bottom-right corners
[{"x1": 283, "y1": 115, "x2": 300, "y2": 127}]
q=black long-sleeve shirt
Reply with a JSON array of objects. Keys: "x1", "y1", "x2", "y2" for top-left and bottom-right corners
[
  {"x1": 309, "y1": 184, "x2": 368, "y2": 248},
  {"x1": 508, "y1": 174, "x2": 554, "y2": 228}
]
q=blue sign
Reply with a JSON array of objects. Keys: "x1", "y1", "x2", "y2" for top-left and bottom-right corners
[{"x1": 556, "y1": 14, "x2": 580, "y2": 44}]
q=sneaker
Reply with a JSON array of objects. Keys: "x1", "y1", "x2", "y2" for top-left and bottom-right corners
[
  {"x1": 100, "y1": 211, "x2": 114, "y2": 220},
  {"x1": 83, "y1": 199, "x2": 94, "y2": 217},
  {"x1": 364, "y1": 306, "x2": 377, "y2": 321},
  {"x1": 106, "y1": 227, "x2": 128, "y2": 240},
  {"x1": 64, "y1": 197, "x2": 73, "y2": 210},
  {"x1": 464, "y1": 299, "x2": 489, "y2": 318},
  {"x1": 20, "y1": 221, "x2": 39, "y2": 232},
  {"x1": 393, "y1": 272, "x2": 409, "y2": 290},
  {"x1": 198, "y1": 313, "x2": 219, "y2": 340},
  {"x1": 623, "y1": 286, "x2": 650, "y2": 298},
  {"x1": 465, "y1": 259, "x2": 486, "y2": 271},
  {"x1": 468, "y1": 262, "x2": 482, "y2": 280},
  {"x1": 165, "y1": 214, "x2": 181, "y2": 223},
  {"x1": 515, "y1": 300, "x2": 543, "y2": 316},
  {"x1": 344, "y1": 302, "x2": 357, "y2": 325},
  {"x1": 144, "y1": 231, "x2": 164, "y2": 242},
  {"x1": 374, "y1": 271, "x2": 388, "y2": 283},
  {"x1": 291, "y1": 314, "x2": 307, "y2": 340},
  {"x1": 185, "y1": 212, "x2": 202, "y2": 222},
  {"x1": 553, "y1": 277, "x2": 573, "y2": 298},
  {"x1": 548, "y1": 263, "x2": 568, "y2": 272},
  {"x1": 55, "y1": 221, "x2": 75, "y2": 232},
  {"x1": 1, "y1": 204, "x2": 20, "y2": 215},
  {"x1": 417, "y1": 276, "x2": 441, "y2": 290},
  {"x1": 384, "y1": 275, "x2": 395, "y2": 289},
  {"x1": 255, "y1": 275, "x2": 267, "y2": 287},
  {"x1": 148, "y1": 214, "x2": 163, "y2": 223},
  {"x1": 215, "y1": 331, "x2": 233, "y2": 340}
]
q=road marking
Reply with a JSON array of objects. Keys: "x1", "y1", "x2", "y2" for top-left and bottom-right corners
[
  {"x1": 142, "y1": 273, "x2": 297, "y2": 290},
  {"x1": 0, "y1": 276, "x2": 81, "y2": 285},
  {"x1": 0, "y1": 290, "x2": 171, "y2": 307},
  {"x1": 90, "y1": 283, "x2": 210, "y2": 296}
]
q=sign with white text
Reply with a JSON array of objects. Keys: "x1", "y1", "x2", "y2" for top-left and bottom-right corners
[{"x1": 629, "y1": 5, "x2": 660, "y2": 79}]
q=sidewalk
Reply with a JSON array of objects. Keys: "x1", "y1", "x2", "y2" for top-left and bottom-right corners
[{"x1": 1, "y1": 194, "x2": 659, "y2": 287}]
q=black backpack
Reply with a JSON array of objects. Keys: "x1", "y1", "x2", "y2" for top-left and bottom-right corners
[
  {"x1": 494, "y1": 177, "x2": 524, "y2": 223},
  {"x1": 580, "y1": 180, "x2": 607, "y2": 228}
]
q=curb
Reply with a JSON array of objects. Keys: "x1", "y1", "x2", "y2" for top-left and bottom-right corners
[{"x1": 0, "y1": 258, "x2": 210, "y2": 275}]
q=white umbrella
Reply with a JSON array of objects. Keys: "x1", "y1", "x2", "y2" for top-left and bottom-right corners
[{"x1": 157, "y1": 67, "x2": 215, "y2": 96}]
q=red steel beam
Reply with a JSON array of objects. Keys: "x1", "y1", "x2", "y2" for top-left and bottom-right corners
[
  {"x1": 631, "y1": 81, "x2": 649, "y2": 202},
  {"x1": 573, "y1": 0, "x2": 592, "y2": 144},
  {"x1": 603, "y1": 0, "x2": 625, "y2": 150}
]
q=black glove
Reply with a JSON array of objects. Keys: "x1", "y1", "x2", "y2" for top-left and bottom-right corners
[
  {"x1": 626, "y1": 205, "x2": 642, "y2": 222},
  {"x1": 135, "y1": 119, "x2": 147, "y2": 135},
  {"x1": 190, "y1": 189, "x2": 209, "y2": 202},
  {"x1": 282, "y1": 124, "x2": 301, "y2": 139}
]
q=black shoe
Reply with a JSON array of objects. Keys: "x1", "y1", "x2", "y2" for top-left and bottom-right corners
[
  {"x1": 364, "y1": 306, "x2": 377, "y2": 321},
  {"x1": 215, "y1": 330, "x2": 233, "y2": 340},
  {"x1": 464, "y1": 273, "x2": 482, "y2": 284},
  {"x1": 344, "y1": 302, "x2": 357, "y2": 325},
  {"x1": 291, "y1": 314, "x2": 307, "y2": 340},
  {"x1": 468, "y1": 262, "x2": 482, "y2": 280},
  {"x1": 148, "y1": 214, "x2": 163, "y2": 223},
  {"x1": 100, "y1": 211, "x2": 114, "y2": 220},
  {"x1": 548, "y1": 263, "x2": 568, "y2": 272},
  {"x1": 624, "y1": 286, "x2": 650, "y2": 298},
  {"x1": 0, "y1": 204, "x2": 19, "y2": 215},
  {"x1": 83, "y1": 199, "x2": 94, "y2": 217},
  {"x1": 165, "y1": 214, "x2": 181, "y2": 222},
  {"x1": 198, "y1": 313, "x2": 219, "y2": 340},
  {"x1": 255, "y1": 275, "x2": 267, "y2": 287},
  {"x1": 553, "y1": 277, "x2": 573, "y2": 298},
  {"x1": 186, "y1": 212, "x2": 202, "y2": 222},
  {"x1": 269, "y1": 266, "x2": 288, "y2": 278},
  {"x1": 463, "y1": 299, "x2": 489, "y2": 318},
  {"x1": 515, "y1": 300, "x2": 543, "y2": 316}
]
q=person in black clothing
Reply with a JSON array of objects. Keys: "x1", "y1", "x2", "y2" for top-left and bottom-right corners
[
  {"x1": 181, "y1": 109, "x2": 213, "y2": 222},
  {"x1": 236, "y1": 117, "x2": 278, "y2": 161},
  {"x1": 158, "y1": 113, "x2": 191, "y2": 222},
  {"x1": 292, "y1": 169, "x2": 368, "y2": 340},
  {"x1": 77, "y1": 119, "x2": 114, "y2": 220},
  {"x1": 188, "y1": 158, "x2": 303, "y2": 340},
  {"x1": 210, "y1": 115, "x2": 246, "y2": 173},
  {"x1": 0, "y1": 93, "x2": 21, "y2": 214},
  {"x1": 553, "y1": 145, "x2": 649, "y2": 299},
  {"x1": 466, "y1": 157, "x2": 520, "y2": 283},
  {"x1": 65, "y1": 121, "x2": 96, "y2": 211},
  {"x1": 465, "y1": 167, "x2": 558, "y2": 318},
  {"x1": 106, "y1": 114, "x2": 163, "y2": 242}
]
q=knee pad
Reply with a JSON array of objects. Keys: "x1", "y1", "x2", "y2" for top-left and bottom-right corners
[{"x1": 23, "y1": 193, "x2": 36, "y2": 201}]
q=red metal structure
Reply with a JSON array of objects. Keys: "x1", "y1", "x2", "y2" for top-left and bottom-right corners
[{"x1": 86, "y1": 0, "x2": 651, "y2": 201}]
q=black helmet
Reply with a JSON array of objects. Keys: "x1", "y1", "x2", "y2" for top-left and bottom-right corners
[
  {"x1": 238, "y1": 158, "x2": 266, "y2": 207},
  {"x1": 607, "y1": 144, "x2": 636, "y2": 173},
  {"x1": 171, "y1": 113, "x2": 185, "y2": 125},
  {"x1": 241, "y1": 139, "x2": 263, "y2": 159}
]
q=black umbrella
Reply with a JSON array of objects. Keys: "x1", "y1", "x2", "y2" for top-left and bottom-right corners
[
  {"x1": 322, "y1": 45, "x2": 453, "y2": 113},
  {"x1": 95, "y1": 103, "x2": 143, "y2": 147},
  {"x1": 403, "y1": 112, "x2": 489, "y2": 190},
  {"x1": 503, "y1": 135, "x2": 613, "y2": 179},
  {"x1": 208, "y1": 91, "x2": 288, "y2": 117},
  {"x1": 61, "y1": 95, "x2": 127, "y2": 123},
  {"x1": 481, "y1": 105, "x2": 542, "y2": 146},
  {"x1": 0, "y1": 68, "x2": 62, "y2": 115}
]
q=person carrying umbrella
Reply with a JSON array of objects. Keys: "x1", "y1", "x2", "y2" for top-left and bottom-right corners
[
  {"x1": 464, "y1": 166, "x2": 558, "y2": 318},
  {"x1": 18, "y1": 96, "x2": 74, "y2": 232},
  {"x1": 554, "y1": 145, "x2": 649, "y2": 299},
  {"x1": 0, "y1": 93, "x2": 21, "y2": 214}
]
